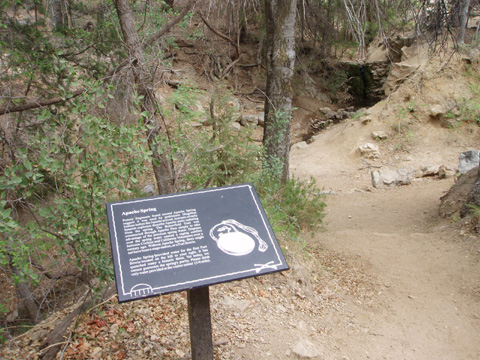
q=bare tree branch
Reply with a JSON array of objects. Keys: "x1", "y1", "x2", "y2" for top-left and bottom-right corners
[
  {"x1": 30, "y1": 259, "x2": 81, "y2": 280},
  {"x1": 0, "y1": 89, "x2": 85, "y2": 116},
  {"x1": 200, "y1": 11, "x2": 240, "y2": 60},
  {"x1": 144, "y1": 0, "x2": 197, "y2": 49},
  {"x1": 114, "y1": 0, "x2": 176, "y2": 194},
  {"x1": 107, "y1": 0, "x2": 198, "y2": 78}
]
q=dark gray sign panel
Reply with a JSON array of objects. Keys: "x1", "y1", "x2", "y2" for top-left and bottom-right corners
[{"x1": 106, "y1": 183, "x2": 289, "y2": 302}]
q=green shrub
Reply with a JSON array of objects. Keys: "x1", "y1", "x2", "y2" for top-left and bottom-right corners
[
  {"x1": 453, "y1": 97, "x2": 480, "y2": 126},
  {"x1": 165, "y1": 85, "x2": 260, "y2": 190},
  {"x1": 255, "y1": 176, "x2": 327, "y2": 240},
  {"x1": 0, "y1": 81, "x2": 151, "y2": 289}
]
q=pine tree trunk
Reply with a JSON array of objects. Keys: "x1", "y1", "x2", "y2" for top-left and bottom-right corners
[{"x1": 263, "y1": 0, "x2": 297, "y2": 182}]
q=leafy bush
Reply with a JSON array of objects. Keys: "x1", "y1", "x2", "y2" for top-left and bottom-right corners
[
  {"x1": 451, "y1": 66, "x2": 480, "y2": 126},
  {"x1": 0, "y1": 82, "x2": 150, "y2": 293},
  {"x1": 255, "y1": 176, "x2": 327, "y2": 240},
  {"x1": 452, "y1": 97, "x2": 480, "y2": 126},
  {"x1": 0, "y1": 75, "x2": 328, "y2": 330},
  {"x1": 165, "y1": 85, "x2": 260, "y2": 190}
]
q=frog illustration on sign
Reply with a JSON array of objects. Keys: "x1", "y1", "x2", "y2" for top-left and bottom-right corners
[{"x1": 209, "y1": 219, "x2": 268, "y2": 256}]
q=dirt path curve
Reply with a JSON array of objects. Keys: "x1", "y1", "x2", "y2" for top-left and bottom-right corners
[
  {"x1": 278, "y1": 107, "x2": 480, "y2": 359},
  {"x1": 319, "y1": 180, "x2": 480, "y2": 359},
  {"x1": 227, "y1": 165, "x2": 480, "y2": 359}
]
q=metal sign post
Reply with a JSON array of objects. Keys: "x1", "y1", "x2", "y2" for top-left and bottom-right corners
[{"x1": 188, "y1": 287, "x2": 213, "y2": 360}]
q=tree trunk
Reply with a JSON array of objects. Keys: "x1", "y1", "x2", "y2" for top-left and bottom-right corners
[
  {"x1": 96, "y1": 2, "x2": 108, "y2": 25},
  {"x1": 299, "y1": 0, "x2": 305, "y2": 42},
  {"x1": 263, "y1": 0, "x2": 297, "y2": 182},
  {"x1": 457, "y1": 0, "x2": 471, "y2": 45},
  {"x1": 114, "y1": 0, "x2": 175, "y2": 195},
  {"x1": 326, "y1": 0, "x2": 333, "y2": 55}
]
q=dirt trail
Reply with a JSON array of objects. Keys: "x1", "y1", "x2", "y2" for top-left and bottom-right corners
[
  {"x1": 281, "y1": 112, "x2": 480, "y2": 359},
  {"x1": 215, "y1": 121, "x2": 480, "y2": 359},
  {"x1": 319, "y1": 180, "x2": 480, "y2": 359}
]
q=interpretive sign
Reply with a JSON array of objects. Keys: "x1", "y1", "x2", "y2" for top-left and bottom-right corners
[{"x1": 106, "y1": 183, "x2": 289, "y2": 302}]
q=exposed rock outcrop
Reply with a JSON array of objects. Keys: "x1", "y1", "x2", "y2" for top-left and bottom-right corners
[
  {"x1": 371, "y1": 168, "x2": 415, "y2": 188},
  {"x1": 358, "y1": 143, "x2": 380, "y2": 159},
  {"x1": 458, "y1": 150, "x2": 480, "y2": 174}
]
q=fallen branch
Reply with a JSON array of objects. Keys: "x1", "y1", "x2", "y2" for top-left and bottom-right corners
[
  {"x1": 40, "y1": 283, "x2": 116, "y2": 360},
  {"x1": 30, "y1": 259, "x2": 81, "y2": 280},
  {"x1": 246, "y1": 96, "x2": 264, "y2": 103},
  {"x1": 234, "y1": 87, "x2": 267, "y2": 97},
  {"x1": 359, "y1": 165, "x2": 382, "y2": 170},
  {"x1": 221, "y1": 57, "x2": 240, "y2": 77},
  {"x1": 237, "y1": 62, "x2": 262, "y2": 68},
  {"x1": 0, "y1": 89, "x2": 85, "y2": 116},
  {"x1": 144, "y1": 0, "x2": 198, "y2": 49}
]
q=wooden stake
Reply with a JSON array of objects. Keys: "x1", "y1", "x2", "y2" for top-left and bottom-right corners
[{"x1": 187, "y1": 287, "x2": 213, "y2": 360}]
